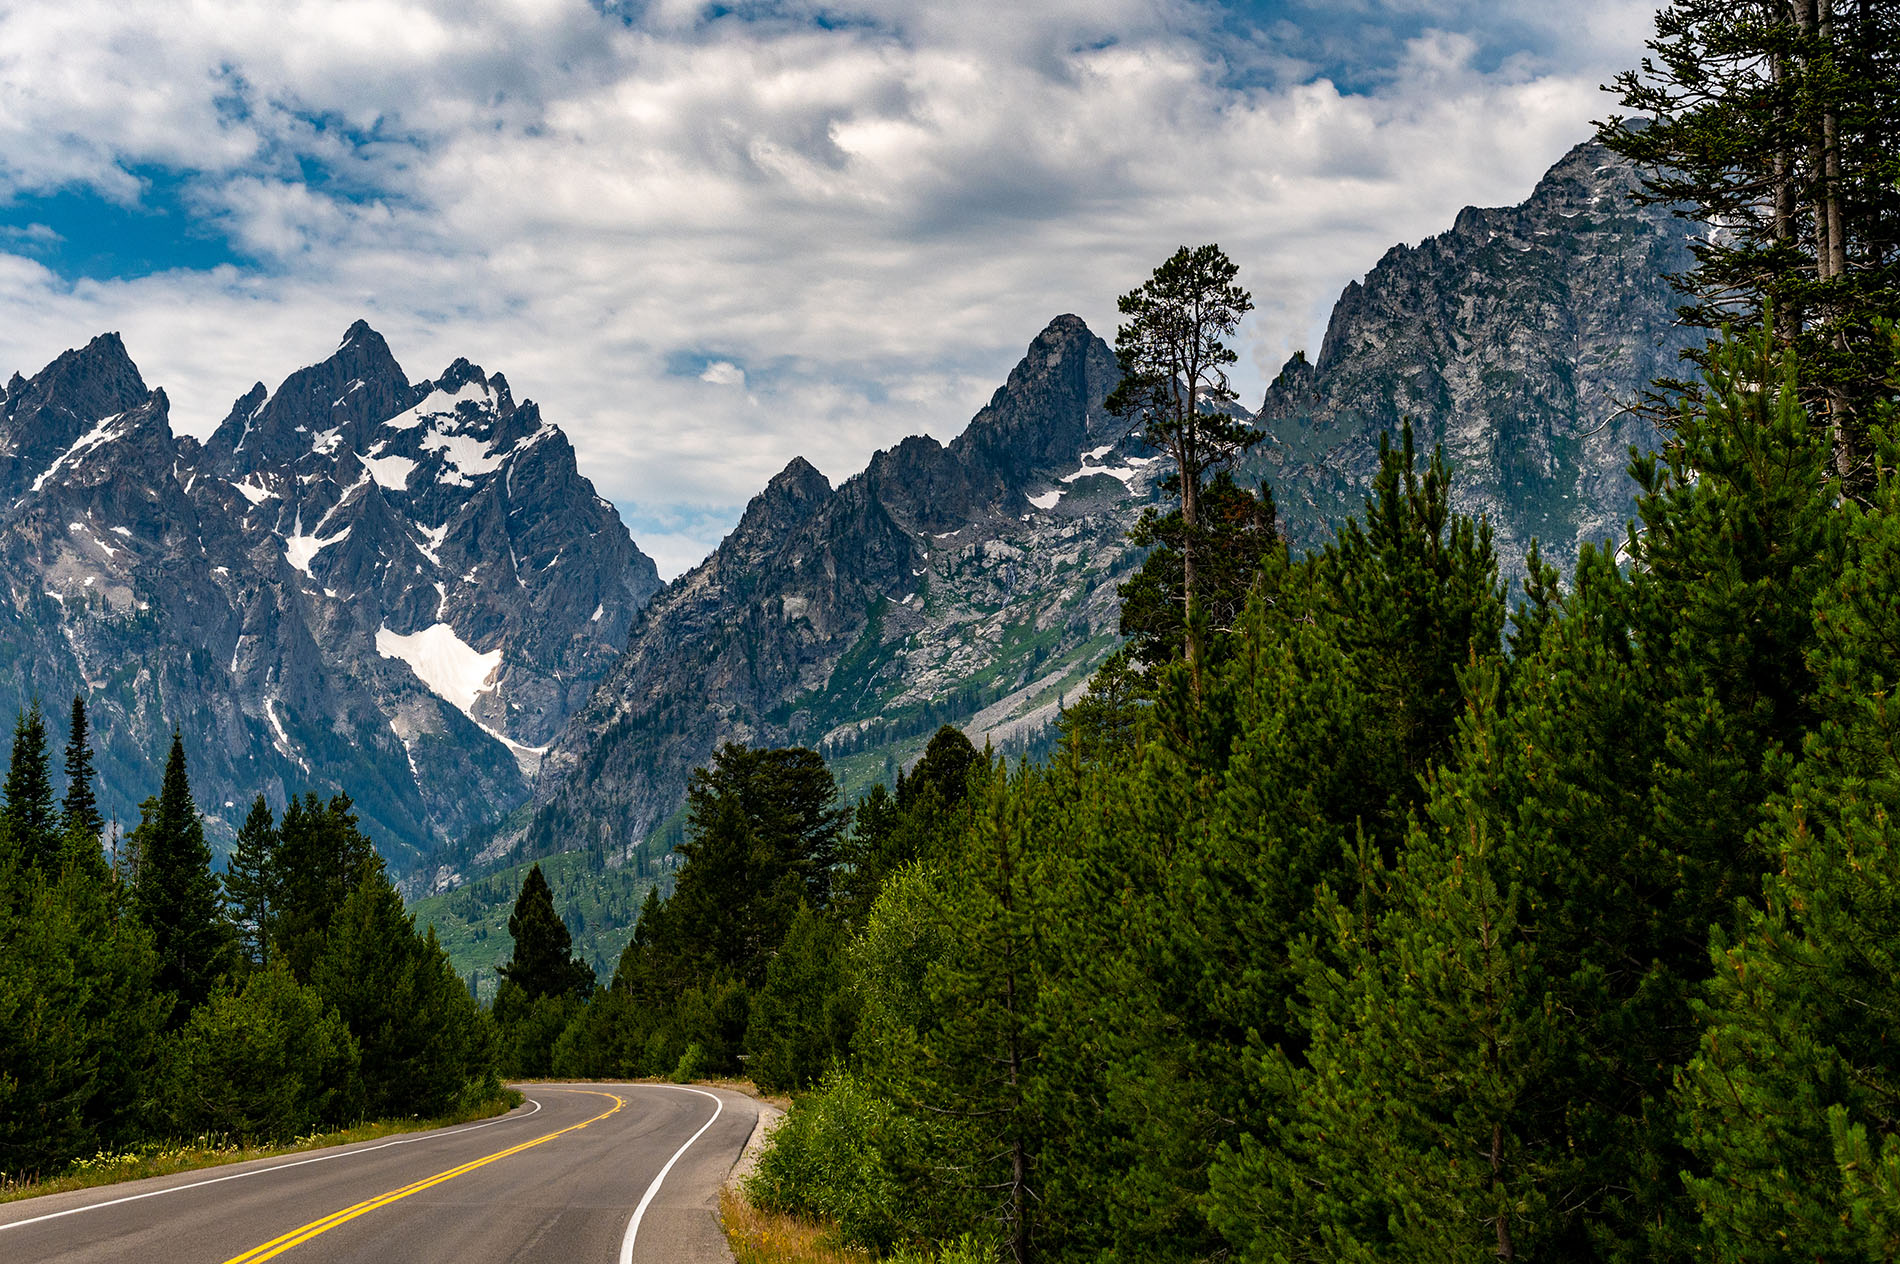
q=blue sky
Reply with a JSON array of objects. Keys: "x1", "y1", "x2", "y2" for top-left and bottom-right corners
[{"x1": 0, "y1": 0, "x2": 1659, "y2": 575}]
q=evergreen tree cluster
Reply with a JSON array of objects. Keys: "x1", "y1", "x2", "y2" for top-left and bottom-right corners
[
  {"x1": 0, "y1": 709, "x2": 500, "y2": 1180},
  {"x1": 728, "y1": 322, "x2": 1900, "y2": 1262},
  {"x1": 510, "y1": 729, "x2": 982, "y2": 1092}
]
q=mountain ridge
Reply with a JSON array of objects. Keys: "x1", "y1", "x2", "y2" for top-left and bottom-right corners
[
  {"x1": 1248, "y1": 136, "x2": 1697, "y2": 576},
  {"x1": 0, "y1": 324, "x2": 660, "y2": 861},
  {"x1": 478, "y1": 313, "x2": 1141, "y2": 892}
]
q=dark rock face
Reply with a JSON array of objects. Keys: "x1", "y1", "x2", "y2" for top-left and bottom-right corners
[
  {"x1": 0, "y1": 324, "x2": 660, "y2": 863},
  {"x1": 1247, "y1": 138, "x2": 1698, "y2": 576},
  {"x1": 0, "y1": 333, "x2": 151, "y2": 502},
  {"x1": 515, "y1": 315, "x2": 1142, "y2": 870}
]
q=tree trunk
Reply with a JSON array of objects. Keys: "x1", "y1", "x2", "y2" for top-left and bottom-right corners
[
  {"x1": 1772, "y1": 3, "x2": 1797, "y2": 337},
  {"x1": 1180, "y1": 369, "x2": 1203, "y2": 700},
  {"x1": 997, "y1": 809, "x2": 1032, "y2": 1264}
]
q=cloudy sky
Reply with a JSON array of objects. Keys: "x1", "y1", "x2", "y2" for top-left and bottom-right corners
[{"x1": 0, "y1": 0, "x2": 1659, "y2": 576}]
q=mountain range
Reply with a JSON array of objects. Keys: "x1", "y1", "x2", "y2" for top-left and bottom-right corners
[
  {"x1": 0, "y1": 324, "x2": 657, "y2": 862},
  {"x1": 0, "y1": 136, "x2": 1695, "y2": 966},
  {"x1": 442, "y1": 137, "x2": 1694, "y2": 902},
  {"x1": 1247, "y1": 138, "x2": 1695, "y2": 573}
]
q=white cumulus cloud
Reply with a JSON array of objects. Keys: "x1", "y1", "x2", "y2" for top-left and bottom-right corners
[{"x1": 0, "y1": 0, "x2": 1663, "y2": 575}]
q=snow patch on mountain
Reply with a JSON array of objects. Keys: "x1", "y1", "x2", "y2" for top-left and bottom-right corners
[
  {"x1": 283, "y1": 527, "x2": 350, "y2": 576},
  {"x1": 32, "y1": 412, "x2": 125, "y2": 492},
  {"x1": 375, "y1": 622, "x2": 502, "y2": 714},
  {"x1": 421, "y1": 430, "x2": 504, "y2": 484},
  {"x1": 233, "y1": 477, "x2": 275, "y2": 505},
  {"x1": 383, "y1": 380, "x2": 492, "y2": 432},
  {"x1": 360, "y1": 452, "x2": 417, "y2": 490}
]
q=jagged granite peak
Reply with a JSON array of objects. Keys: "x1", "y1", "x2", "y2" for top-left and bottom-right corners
[
  {"x1": 1248, "y1": 137, "x2": 1696, "y2": 578},
  {"x1": 734, "y1": 456, "x2": 833, "y2": 538},
  {"x1": 948, "y1": 313, "x2": 1122, "y2": 486},
  {"x1": 0, "y1": 332, "x2": 153, "y2": 501},
  {"x1": 507, "y1": 314, "x2": 1147, "y2": 882},
  {"x1": 0, "y1": 326, "x2": 662, "y2": 865},
  {"x1": 203, "y1": 321, "x2": 418, "y2": 473}
]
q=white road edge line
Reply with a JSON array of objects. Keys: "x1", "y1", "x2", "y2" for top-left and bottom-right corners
[
  {"x1": 617, "y1": 1086, "x2": 726, "y2": 1264},
  {"x1": 0, "y1": 1098, "x2": 544, "y2": 1234}
]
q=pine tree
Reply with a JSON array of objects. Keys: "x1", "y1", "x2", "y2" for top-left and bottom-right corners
[
  {"x1": 1214, "y1": 665, "x2": 1573, "y2": 1262},
  {"x1": 496, "y1": 863, "x2": 594, "y2": 1003},
  {"x1": 114, "y1": 796, "x2": 156, "y2": 891},
  {"x1": 1053, "y1": 649, "x2": 1146, "y2": 769},
  {"x1": 3, "y1": 702, "x2": 58, "y2": 871},
  {"x1": 60, "y1": 695, "x2": 103, "y2": 845},
  {"x1": 134, "y1": 732, "x2": 234, "y2": 1017},
  {"x1": 314, "y1": 863, "x2": 491, "y2": 1119},
  {"x1": 659, "y1": 743, "x2": 849, "y2": 990},
  {"x1": 833, "y1": 783, "x2": 904, "y2": 926},
  {"x1": 1117, "y1": 473, "x2": 1280, "y2": 674},
  {"x1": 1676, "y1": 336, "x2": 1900, "y2": 1258},
  {"x1": 745, "y1": 904, "x2": 857, "y2": 1093},
  {"x1": 861, "y1": 761, "x2": 1054, "y2": 1264},
  {"x1": 274, "y1": 792, "x2": 377, "y2": 980},
  {"x1": 1602, "y1": 0, "x2": 1900, "y2": 484},
  {"x1": 0, "y1": 843, "x2": 165, "y2": 1174},
  {"x1": 223, "y1": 795, "x2": 280, "y2": 968},
  {"x1": 896, "y1": 726, "x2": 980, "y2": 814},
  {"x1": 1105, "y1": 244, "x2": 1260, "y2": 693}
]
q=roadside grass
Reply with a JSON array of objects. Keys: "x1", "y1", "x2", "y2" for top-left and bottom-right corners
[
  {"x1": 721, "y1": 1185, "x2": 874, "y2": 1264},
  {"x1": 0, "y1": 1090, "x2": 523, "y2": 1206}
]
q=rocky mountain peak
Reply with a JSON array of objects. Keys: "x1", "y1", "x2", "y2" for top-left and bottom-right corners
[
  {"x1": 1249, "y1": 137, "x2": 1695, "y2": 583},
  {"x1": 0, "y1": 326, "x2": 662, "y2": 864},
  {"x1": 434, "y1": 357, "x2": 491, "y2": 399},
  {"x1": 524, "y1": 311, "x2": 1144, "y2": 867},
  {"x1": 948, "y1": 313, "x2": 1120, "y2": 488},
  {"x1": 204, "y1": 320, "x2": 418, "y2": 472},
  {"x1": 0, "y1": 331, "x2": 156, "y2": 500},
  {"x1": 735, "y1": 456, "x2": 833, "y2": 538},
  {"x1": 2, "y1": 331, "x2": 147, "y2": 419}
]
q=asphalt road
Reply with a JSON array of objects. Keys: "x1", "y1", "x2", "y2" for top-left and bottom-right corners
[{"x1": 0, "y1": 1082, "x2": 762, "y2": 1264}]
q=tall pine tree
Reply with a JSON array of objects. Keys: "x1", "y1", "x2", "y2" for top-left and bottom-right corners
[
  {"x1": 1104, "y1": 244, "x2": 1260, "y2": 693},
  {"x1": 3, "y1": 702, "x2": 58, "y2": 872},
  {"x1": 134, "y1": 733, "x2": 233, "y2": 1017},
  {"x1": 223, "y1": 795, "x2": 281, "y2": 968},
  {"x1": 60, "y1": 696, "x2": 102, "y2": 843},
  {"x1": 496, "y1": 863, "x2": 594, "y2": 1003},
  {"x1": 1602, "y1": 0, "x2": 1900, "y2": 483},
  {"x1": 274, "y1": 792, "x2": 377, "y2": 980},
  {"x1": 315, "y1": 861, "x2": 492, "y2": 1119},
  {"x1": 1676, "y1": 336, "x2": 1900, "y2": 1258}
]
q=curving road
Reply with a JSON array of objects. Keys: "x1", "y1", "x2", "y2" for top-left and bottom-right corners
[{"x1": 0, "y1": 1082, "x2": 762, "y2": 1264}]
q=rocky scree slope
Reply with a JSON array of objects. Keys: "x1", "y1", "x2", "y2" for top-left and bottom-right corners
[
  {"x1": 1247, "y1": 137, "x2": 1697, "y2": 579},
  {"x1": 0, "y1": 324, "x2": 658, "y2": 862}
]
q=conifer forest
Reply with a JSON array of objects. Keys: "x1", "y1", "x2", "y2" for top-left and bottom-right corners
[{"x1": 4, "y1": 0, "x2": 1900, "y2": 1260}]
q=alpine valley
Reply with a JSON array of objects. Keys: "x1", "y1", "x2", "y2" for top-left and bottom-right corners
[
  {"x1": 411, "y1": 137, "x2": 1696, "y2": 981},
  {"x1": 0, "y1": 137, "x2": 1693, "y2": 978}
]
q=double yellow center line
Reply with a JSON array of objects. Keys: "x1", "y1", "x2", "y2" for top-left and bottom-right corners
[{"x1": 221, "y1": 1091, "x2": 625, "y2": 1264}]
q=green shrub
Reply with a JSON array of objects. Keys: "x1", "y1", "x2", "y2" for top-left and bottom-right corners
[
  {"x1": 670, "y1": 1041, "x2": 705, "y2": 1084},
  {"x1": 158, "y1": 964, "x2": 360, "y2": 1143},
  {"x1": 744, "y1": 1069, "x2": 917, "y2": 1252}
]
